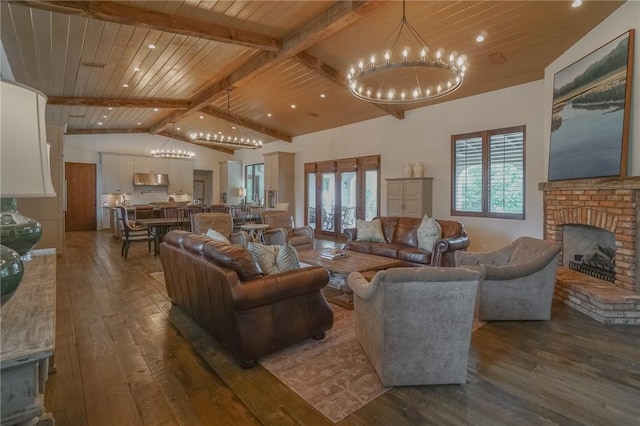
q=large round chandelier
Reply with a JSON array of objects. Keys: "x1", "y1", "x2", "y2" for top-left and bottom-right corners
[
  {"x1": 347, "y1": 0, "x2": 468, "y2": 104},
  {"x1": 150, "y1": 123, "x2": 195, "y2": 159},
  {"x1": 190, "y1": 88, "x2": 263, "y2": 150}
]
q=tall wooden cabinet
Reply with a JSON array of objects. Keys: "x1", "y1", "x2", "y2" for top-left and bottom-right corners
[
  {"x1": 263, "y1": 152, "x2": 294, "y2": 209},
  {"x1": 386, "y1": 177, "x2": 433, "y2": 218}
]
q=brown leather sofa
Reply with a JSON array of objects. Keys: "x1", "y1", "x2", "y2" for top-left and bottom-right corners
[
  {"x1": 344, "y1": 216, "x2": 470, "y2": 267},
  {"x1": 160, "y1": 230, "x2": 333, "y2": 368}
]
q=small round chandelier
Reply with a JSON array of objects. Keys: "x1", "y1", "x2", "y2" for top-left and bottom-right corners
[
  {"x1": 150, "y1": 123, "x2": 195, "y2": 159},
  {"x1": 190, "y1": 88, "x2": 263, "y2": 150},
  {"x1": 347, "y1": 0, "x2": 468, "y2": 104}
]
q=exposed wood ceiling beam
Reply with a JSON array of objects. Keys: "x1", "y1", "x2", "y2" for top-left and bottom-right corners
[
  {"x1": 150, "y1": 0, "x2": 390, "y2": 135},
  {"x1": 294, "y1": 52, "x2": 404, "y2": 120},
  {"x1": 65, "y1": 128, "x2": 233, "y2": 154},
  {"x1": 47, "y1": 97, "x2": 190, "y2": 109},
  {"x1": 13, "y1": 1, "x2": 282, "y2": 51},
  {"x1": 66, "y1": 128, "x2": 150, "y2": 135},
  {"x1": 200, "y1": 106, "x2": 293, "y2": 143}
]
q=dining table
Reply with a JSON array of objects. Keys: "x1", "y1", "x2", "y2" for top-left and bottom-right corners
[{"x1": 136, "y1": 217, "x2": 191, "y2": 242}]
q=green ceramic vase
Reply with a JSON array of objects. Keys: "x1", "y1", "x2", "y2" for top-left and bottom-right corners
[
  {"x1": 0, "y1": 198, "x2": 42, "y2": 256},
  {"x1": 1, "y1": 244, "x2": 24, "y2": 303}
]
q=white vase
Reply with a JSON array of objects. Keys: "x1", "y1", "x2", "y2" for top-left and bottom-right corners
[
  {"x1": 413, "y1": 162, "x2": 424, "y2": 177},
  {"x1": 403, "y1": 163, "x2": 413, "y2": 178}
]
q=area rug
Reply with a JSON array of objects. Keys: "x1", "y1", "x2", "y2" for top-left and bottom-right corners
[
  {"x1": 150, "y1": 271, "x2": 485, "y2": 423},
  {"x1": 259, "y1": 304, "x2": 386, "y2": 423},
  {"x1": 321, "y1": 286, "x2": 353, "y2": 310}
]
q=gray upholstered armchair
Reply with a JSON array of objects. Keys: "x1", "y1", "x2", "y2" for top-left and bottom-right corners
[
  {"x1": 347, "y1": 267, "x2": 482, "y2": 387},
  {"x1": 190, "y1": 213, "x2": 248, "y2": 247},
  {"x1": 261, "y1": 210, "x2": 314, "y2": 251},
  {"x1": 455, "y1": 236, "x2": 561, "y2": 321}
]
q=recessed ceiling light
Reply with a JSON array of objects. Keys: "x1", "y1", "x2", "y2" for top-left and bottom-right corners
[
  {"x1": 176, "y1": 127, "x2": 181, "y2": 131},
  {"x1": 102, "y1": 115, "x2": 107, "y2": 118},
  {"x1": 148, "y1": 44, "x2": 156, "y2": 49},
  {"x1": 320, "y1": 93, "x2": 326, "y2": 98},
  {"x1": 199, "y1": 115, "x2": 204, "y2": 119},
  {"x1": 267, "y1": 113, "x2": 272, "y2": 117},
  {"x1": 476, "y1": 34, "x2": 485, "y2": 43},
  {"x1": 572, "y1": 0, "x2": 582, "y2": 7},
  {"x1": 122, "y1": 83, "x2": 129, "y2": 88},
  {"x1": 108, "y1": 107, "x2": 113, "y2": 110},
  {"x1": 291, "y1": 104, "x2": 296, "y2": 109},
  {"x1": 133, "y1": 67, "x2": 140, "y2": 72},
  {"x1": 97, "y1": 122, "x2": 103, "y2": 126},
  {"x1": 153, "y1": 108, "x2": 159, "y2": 112},
  {"x1": 137, "y1": 122, "x2": 142, "y2": 125}
]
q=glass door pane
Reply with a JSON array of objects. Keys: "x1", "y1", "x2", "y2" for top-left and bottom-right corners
[
  {"x1": 254, "y1": 164, "x2": 264, "y2": 204},
  {"x1": 321, "y1": 173, "x2": 335, "y2": 232},
  {"x1": 364, "y1": 170, "x2": 378, "y2": 220},
  {"x1": 340, "y1": 171, "x2": 357, "y2": 232},
  {"x1": 306, "y1": 173, "x2": 316, "y2": 229}
]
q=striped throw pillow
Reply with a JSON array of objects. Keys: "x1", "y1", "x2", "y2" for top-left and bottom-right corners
[{"x1": 247, "y1": 243, "x2": 300, "y2": 275}]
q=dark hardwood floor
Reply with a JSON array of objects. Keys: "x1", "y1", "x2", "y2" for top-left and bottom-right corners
[{"x1": 46, "y1": 231, "x2": 640, "y2": 425}]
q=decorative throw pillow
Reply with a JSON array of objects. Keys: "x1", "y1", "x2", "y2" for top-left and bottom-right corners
[
  {"x1": 417, "y1": 215, "x2": 442, "y2": 250},
  {"x1": 205, "y1": 228, "x2": 230, "y2": 244},
  {"x1": 247, "y1": 243, "x2": 300, "y2": 275},
  {"x1": 355, "y1": 219, "x2": 386, "y2": 242}
]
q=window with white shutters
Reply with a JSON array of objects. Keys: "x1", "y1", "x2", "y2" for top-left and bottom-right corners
[{"x1": 451, "y1": 126, "x2": 525, "y2": 219}]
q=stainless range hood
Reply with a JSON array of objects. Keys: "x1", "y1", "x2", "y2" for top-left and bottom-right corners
[{"x1": 133, "y1": 173, "x2": 170, "y2": 186}]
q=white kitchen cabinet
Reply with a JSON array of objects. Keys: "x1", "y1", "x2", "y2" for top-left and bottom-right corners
[
  {"x1": 168, "y1": 159, "x2": 194, "y2": 194},
  {"x1": 219, "y1": 160, "x2": 243, "y2": 204},
  {"x1": 102, "y1": 153, "x2": 133, "y2": 193},
  {"x1": 263, "y1": 152, "x2": 294, "y2": 208},
  {"x1": 386, "y1": 177, "x2": 433, "y2": 218},
  {"x1": 134, "y1": 156, "x2": 168, "y2": 174}
]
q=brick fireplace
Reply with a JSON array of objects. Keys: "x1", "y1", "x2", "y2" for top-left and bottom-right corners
[{"x1": 539, "y1": 177, "x2": 640, "y2": 324}]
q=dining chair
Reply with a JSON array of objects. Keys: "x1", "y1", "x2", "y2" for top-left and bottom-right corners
[
  {"x1": 161, "y1": 205, "x2": 178, "y2": 219},
  {"x1": 341, "y1": 206, "x2": 356, "y2": 232},
  {"x1": 134, "y1": 204, "x2": 154, "y2": 219},
  {"x1": 115, "y1": 206, "x2": 158, "y2": 259}
]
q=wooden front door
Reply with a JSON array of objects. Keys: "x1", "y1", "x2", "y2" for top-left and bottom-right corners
[{"x1": 65, "y1": 162, "x2": 96, "y2": 231}]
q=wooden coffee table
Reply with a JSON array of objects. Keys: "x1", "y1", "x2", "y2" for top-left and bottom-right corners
[{"x1": 298, "y1": 249, "x2": 409, "y2": 292}]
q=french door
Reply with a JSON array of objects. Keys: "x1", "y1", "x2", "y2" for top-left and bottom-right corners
[{"x1": 305, "y1": 155, "x2": 380, "y2": 238}]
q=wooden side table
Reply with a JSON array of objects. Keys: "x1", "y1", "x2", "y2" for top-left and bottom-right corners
[
  {"x1": 0, "y1": 249, "x2": 56, "y2": 425},
  {"x1": 240, "y1": 223, "x2": 270, "y2": 244}
]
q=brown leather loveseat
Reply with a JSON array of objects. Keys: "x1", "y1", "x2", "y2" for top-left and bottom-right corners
[
  {"x1": 344, "y1": 216, "x2": 470, "y2": 267},
  {"x1": 160, "y1": 230, "x2": 334, "y2": 367}
]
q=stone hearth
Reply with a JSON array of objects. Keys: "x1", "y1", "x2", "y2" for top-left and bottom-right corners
[{"x1": 539, "y1": 177, "x2": 640, "y2": 324}]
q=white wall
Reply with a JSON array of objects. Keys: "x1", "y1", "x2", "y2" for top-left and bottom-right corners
[
  {"x1": 65, "y1": 133, "x2": 233, "y2": 196},
  {"x1": 237, "y1": 80, "x2": 546, "y2": 251},
  {"x1": 544, "y1": 0, "x2": 639, "y2": 176},
  {"x1": 64, "y1": 133, "x2": 234, "y2": 227}
]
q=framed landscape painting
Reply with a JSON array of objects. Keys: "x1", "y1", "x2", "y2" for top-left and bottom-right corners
[{"x1": 548, "y1": 30, "x2": 634, "y2": 181}]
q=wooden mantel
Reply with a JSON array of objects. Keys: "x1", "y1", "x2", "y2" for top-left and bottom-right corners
[{"x1": 539, "y1": 176, "x2": 640, "y2": 191}]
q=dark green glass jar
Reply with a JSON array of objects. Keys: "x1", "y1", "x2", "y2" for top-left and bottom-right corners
[
  {"x1": 0, "y1": 198, "x2": 42, "y2": 256},
  {"x1": 1, "y1": 244, "x2": 24, "y2": 303}
]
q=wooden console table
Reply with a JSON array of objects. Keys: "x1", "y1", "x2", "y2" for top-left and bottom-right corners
[{"x1": 1, "y1": 249, "x2": 56, "y2": 425}]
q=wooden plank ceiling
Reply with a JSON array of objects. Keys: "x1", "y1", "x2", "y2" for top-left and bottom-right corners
[{"x1": 1, "y1": 1, "x2": 624, "y2": 152}]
